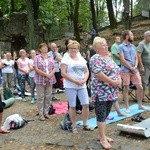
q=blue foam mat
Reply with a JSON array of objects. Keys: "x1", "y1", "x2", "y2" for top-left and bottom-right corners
[{"x1": 76, "y1": 104, "x2": 150, "y2": 129}]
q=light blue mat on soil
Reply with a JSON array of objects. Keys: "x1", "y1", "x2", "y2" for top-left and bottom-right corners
[{"x1": 76, "y1": 104, "x2": 150, "y2": 129}]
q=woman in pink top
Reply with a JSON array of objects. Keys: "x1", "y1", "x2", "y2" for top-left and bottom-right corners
[{"x1": 17, "y1": 49, "x2": 30, "y2": 102}]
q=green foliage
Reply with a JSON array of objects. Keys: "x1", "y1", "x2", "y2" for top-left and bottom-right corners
[
  {"x1": 133, "y1": 0, "x2": 142, "y2": 16},
  {"x1": 0, "y1": 0, "x2": 11, "y2": 16},
  {"x1": 0, "y1": 0, "x2": 25, "y2": 17}
]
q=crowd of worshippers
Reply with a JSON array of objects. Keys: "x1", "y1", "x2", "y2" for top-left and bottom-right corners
[{"x1": 0, "y1": 30, "x2": 150, "y2": 149}]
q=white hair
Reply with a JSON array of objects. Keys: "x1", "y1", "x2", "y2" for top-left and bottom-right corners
[{"x1": 144, "y1": 31, "x2": 150, "y2": 36}]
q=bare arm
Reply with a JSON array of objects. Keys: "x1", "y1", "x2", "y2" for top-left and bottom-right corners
[
  {"x1": 96, "y1": 72, "x2": 121, "y2": 88},
  {"x1": 55, "y1": 52, "x2": 62, "y2": 62},
  {"x1": 119, "y1": 53, "x2": 132, "y2": 70},
  {"x1": 61, "y1": 64, "x2": 77, "y2": 83},
  {"x1": 34, "y1": 66, "x2": 56, "y2": 79},
  {"x1": 29, "y1": 63, "x2": 34, "y2": 72},
  {"x1": 17, "y1": 61, "x2": 27, "y2": 74},
  {"x1": 113, "y1": 54, "x2": 120, "y2": 59},
  {"x1": 137, "y1": 52, "x2": 144, "y2": 68}
]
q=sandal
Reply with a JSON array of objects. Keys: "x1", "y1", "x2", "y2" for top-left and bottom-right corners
[
  {"x1": 83, "y1": 125, "x2": 94, "y2": 131},
  {"x1": 72, "y1": 127, "x2": 78, "y2": 134}
]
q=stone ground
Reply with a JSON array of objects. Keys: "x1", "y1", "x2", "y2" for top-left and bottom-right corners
[{"x1": 0, "y1": 92, "x2": 150, "y2": 150}]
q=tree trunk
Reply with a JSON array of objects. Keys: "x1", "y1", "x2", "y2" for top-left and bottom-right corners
[
  {"x1": 73, "y1": 0, "x2": 80, "y2": 42},
  {"x1": 106, "y1": 0, "x2": 117, "y2": 29},
  {"x1": 69, "y1": 0, "x2": 74, "y2": 32},
  {"x1": 90, "y1": 0, "x2": 98, "y2": 33},
  {"x1": 11, "y1": 0, "x2": 15, "y2": 13},
  {"x1": 123, "y1": 0, "x2": 130, "y2": 29},
  {"x1": 31, "y1": 0, "x2": 39, "y2": 19},
  {"x1": 25, "y1": 0, "x2": 36, "y2": 49}
]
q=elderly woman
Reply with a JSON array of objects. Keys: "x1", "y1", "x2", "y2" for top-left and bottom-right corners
[
  {"x1": 34, "y1": 43, "x2": 56, "y2": 121},
  {"x1": 61, "y1": 40, "x2": 92, "y2": 133},
  {"x1": 90, "y1": 37, "x2": 121, "y2": 149}
]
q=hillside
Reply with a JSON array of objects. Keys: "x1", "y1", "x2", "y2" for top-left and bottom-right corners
[
  {"x1": 53, "y1": 19, "x2": 150, "y2": 49},
  {"x1": 101, "y1": 19, "x2": 150, "y2": 46}
]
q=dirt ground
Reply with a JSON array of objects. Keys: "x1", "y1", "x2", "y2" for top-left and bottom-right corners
[{"x1": 0, "y1": 92, "x2": 150, "y2": 150}]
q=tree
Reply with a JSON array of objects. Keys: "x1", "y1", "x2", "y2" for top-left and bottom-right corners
[
  {"x1": 10, "y1": 0, "x2": 15, "y2": 13},
  {"x1": 31, "y1": 0, "x2": 39, "y2": 19},
  {"x1": 90, "y1": 0, "x2": 98, "y2": 33},
  {"x1": 106, "y1": 0, "x2": 117, "y2": 29},
  {"x1": 123, "y1": 0, "x2": 130, "y2": 29},
  {"x1": 25, "y1": 0, "x2": 36, "y2": 49},
  {"x1": 73, "y1": 0, "x2": 80, "y2": 42}
]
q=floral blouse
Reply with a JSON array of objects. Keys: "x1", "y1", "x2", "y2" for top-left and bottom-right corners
[{"x1": 90, "y1": 54, "x2": 120, "y2": 102}]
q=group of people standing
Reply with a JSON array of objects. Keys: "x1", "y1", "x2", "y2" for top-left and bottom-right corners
[{"x1": 0, "y1": 29, "x2": 150, "y2": 150}]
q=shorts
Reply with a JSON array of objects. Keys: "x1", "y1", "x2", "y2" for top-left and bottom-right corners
[
  {"x1": 94, "y1": 98, "x2": 113, "y2": 122},
  {"x1": 140, "y1": 65, "x2": 150, "y2": 86},
  {"x1": 121, "y1": 72, "x2": 142, "y2": 86},
  {"x1": 65, "y1": 88, "x2": 89, "y2": 107}
]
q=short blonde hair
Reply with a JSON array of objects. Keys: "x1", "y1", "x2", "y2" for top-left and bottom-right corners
[
  {"x1": 30, "y1": 49, "x2": 36, "y2": 54},
  {"x1": 93, "y1": 37, "x2": 106, "y2": 49},
  {"x1": 67, "y1": 40, "x2": 80, "y2": 49},
  {"x1": 6, "y1": 52, "x2": 12, "y2": 56},
  {"x1": 19, "y1": 49, "x2": 26, "y2": 56}
]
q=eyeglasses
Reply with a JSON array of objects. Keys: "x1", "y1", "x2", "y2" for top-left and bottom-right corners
[{"x1": 70, "y1": 48, "x2": 78, "y2": 50}]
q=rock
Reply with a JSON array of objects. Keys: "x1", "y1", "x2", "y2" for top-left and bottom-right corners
[
  {"x1": 57, "y1": 140, "x2": 74, "y2": 147},
  {"x1": 45, "y1": 140, "x2": 59, "y2": 146},
  {"x1": 121, "y1": 145, "x2": 145, "y2": 150}
]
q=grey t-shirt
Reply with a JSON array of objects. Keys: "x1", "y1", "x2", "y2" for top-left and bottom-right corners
[{"x1": 136, "y1": 40, "x2": 150, "y2": 67}]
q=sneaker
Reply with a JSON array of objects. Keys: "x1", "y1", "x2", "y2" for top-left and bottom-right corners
[
  {"x1": 39, "y1": 115, "x2": 45, "y2": 121},
  {"x1": 30, "y1": 98, "x2": 35, "y2": 104},
  {"x1": 44, "y1": 114, "x2": 51, "y2": 119},
  {"x1": 21, "y1": 98, "x2": 26, "y2": 102}
]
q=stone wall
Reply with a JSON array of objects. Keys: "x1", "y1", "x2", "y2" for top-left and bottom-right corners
[{"x1": 0, "y1": 12, "x2": 46, "y2": 54}]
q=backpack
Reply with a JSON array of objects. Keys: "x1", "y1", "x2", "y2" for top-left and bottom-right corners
[
  {"x1": 60, "y1": 112, "x2": 72, "y2": 131},
  {"x1": 3, "y1": 114, "x2": 28, "y2": 130},
  {"x1": 3, "y1": 88, "x2": 13, "y2": 100}
]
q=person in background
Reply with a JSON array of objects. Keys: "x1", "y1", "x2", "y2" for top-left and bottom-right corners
[
  {"x1": 1, "y1": 52, "x2": 14, "y2": 89},
  {"x1": 90, "y1": 37, "x2": 121, "y2": 149},
  {"x1": 17, "y1": 49, "x2": 30, "y2": 102},
  {"x1": 34, "y1": 43, "x2": 56, "y2": 121},
  {"x1": 110, "y1": 36, "x2": 126, "y2": 116},
  {"x1": 136, "y1": 31, "x2": 150, "y2": 102},
  {"x1": 83, "y1": 32, "x2": 88, "y2": 46},
  {"x1": 119, "y1": 30, "x2": 145, "y2": 113},
  {"x1": 13, "y1": 51, "x2": 19, "y2": 88},
  {"x1": 48, "y1": 43, "x2": 62, "y2": 100},
  {"x1": 61, "y1": 40, "x2": 93, "y2": 133},
  {"x1": 111, "y1": 36, "x2": 121, "y2": 67},
  {"x1": 29, "y1": 50, "x2": 36, "y2": 104},
  {"x1": 90, "y1": 28, "x2": 96, "y2": 43}
]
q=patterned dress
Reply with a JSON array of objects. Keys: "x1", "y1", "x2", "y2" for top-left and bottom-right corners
[{"x1": 90, "y1": 54, "x2": 120, "y2": 102}]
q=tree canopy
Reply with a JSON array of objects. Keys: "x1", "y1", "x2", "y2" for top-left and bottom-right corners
[{"x1": 0, "y1": 0, "x2": 149, "y2": 48}]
